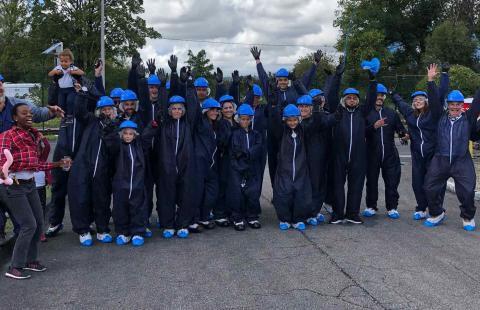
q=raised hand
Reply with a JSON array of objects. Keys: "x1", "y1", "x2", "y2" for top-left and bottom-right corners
[
  {"x1": 250, "y1": 46, "x2": 261, "y2": 60},
  {"x1": 314, "y1": 49, "x2": 323, "y2": 64},
  {"x1": 146, "y1": 59, "x2": 156, "y2": 75},
  {"x1": 231, "y1": 70, "x2": 240, "y2": 84},
  {"x1": 288, "y1": 70, "x2": 296, "y2": 81},
  {"x1": 441, "y1": 62, "x2": 451, "y2": 73},
  {"x1": 427, "y1": 63, "x2": 438, "y2": 82},
  {"x1": 168, "y1": 55, "x2": 178, "y2": 72},
  {"x1": 214, "y1": 67, "x2": 223, "y2": 83},
  {"x1": 180, "y1": 67, "x2": 188, "y2": 83},
  {"x1": 246, "y1": 75, "x2": 254, "y2": 89},
  {"x1": 131, "y1": 52, "x2": 142, "y2": 68},
  {"x1": 336, "y1": 55, "x2": 346, "y2": 75},
  {"x1": 157, "y1": 68, "x2": 166, "y2": 83}
]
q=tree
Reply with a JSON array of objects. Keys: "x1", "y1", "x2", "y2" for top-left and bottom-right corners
[
  {"x1": 0, "y1": 0, "x2": 31, "y2": 81},
  {"x1": 293, "y1": 52, "x2": 335, "y2": 90},
  {"x1": 338, "y1": 29, "x2": 390, "y2": 87},
  {"x1": 416, "y1": 64, "x2": 480, "y2": 96},
  {"x1": 423, "y1": 20, "x2": 478, "y2": 67},
  {"x1": 334, "y1": 0, "x2": 445, "y2": 74},
  {"x1": 185, "y1": 49, "x2": 215, "y2": 80},
  {"x1": 28, "y1": 0, "x2": 161, "y2": 70}
]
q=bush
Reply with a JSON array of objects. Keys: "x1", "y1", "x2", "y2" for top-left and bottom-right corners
[{"x1": 415, "y1": 65, "x2": 480, "y2": 97}]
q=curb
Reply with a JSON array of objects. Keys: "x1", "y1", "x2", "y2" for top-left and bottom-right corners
[{"x1": 447, "y1": 179, "x2": 480, "y2": 201}]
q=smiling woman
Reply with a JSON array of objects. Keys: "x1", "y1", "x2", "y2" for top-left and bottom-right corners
[{"x1": 0, "y1": 103, "x2": 70, "y2": 280}]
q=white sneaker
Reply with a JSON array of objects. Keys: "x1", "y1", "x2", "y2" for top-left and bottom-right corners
[
  {"x1": 424, "y1": 212, "x2": 446, "y2": 227},
  {"x1": 96, "y1": 232, "x2": 113, "y2": 243},
  {"x1": 413, "y1": 211, "x2": 427, "y2": 220},
  {"x1": 387, "y1": 209, "x2": 400, "y2": 219},
  {"x1": 116, "y1": 235, "x2": 131, "y2": 245},
  {"x1": 362, "y1": 208, "x2": 377, "y2": 217},
  {"x1": 463, "y1": 218, "x2": 476, "y2": 231},
  {"x1": 79, "y1": 232, "x2": 93, "y2": 246}
]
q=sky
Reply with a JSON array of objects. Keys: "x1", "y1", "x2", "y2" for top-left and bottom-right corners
[{"x1": 139, "y1": 0, "x2": 340, "y2": 75}]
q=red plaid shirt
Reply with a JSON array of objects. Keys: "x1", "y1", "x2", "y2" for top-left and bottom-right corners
[{"x1": 0, "y1": 126, "x2": 54, "y2": 172}]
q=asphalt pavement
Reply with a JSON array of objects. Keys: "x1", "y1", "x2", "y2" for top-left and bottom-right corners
[{"x1": 1, "y1": 144, "x2": 480, "y2": 309}]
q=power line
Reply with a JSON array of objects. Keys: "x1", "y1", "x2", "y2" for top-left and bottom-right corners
[{"x1": 160, "y1": 36, "x2": 338, "y2": 49}]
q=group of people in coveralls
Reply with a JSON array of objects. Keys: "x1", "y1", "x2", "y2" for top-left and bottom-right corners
[{"x1": 1, "y1": 46, "x2": 479, "y2": 279}]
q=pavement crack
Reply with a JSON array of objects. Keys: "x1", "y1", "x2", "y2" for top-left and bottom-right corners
[{"x1": 299, "y1": 231, "x2": 387, "y2": 309}]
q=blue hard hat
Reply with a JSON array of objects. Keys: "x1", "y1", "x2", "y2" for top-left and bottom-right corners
[
  {"x1": 120, "y1": 89, "x2": 138, "y2": 102},
  {"x1": 219, "y1": 95, "x2": 234, "y2": 103},
  {"x1": 309, "y1": 89, "x2": 324, "y2": 98},
  {"x1": 96, "y1": 96, "x2": 115, "y2": 108},
  {"x1": 361, "y1": 57, "x2": 381, "y2": 75},
  {"x1": 119, "y1": 120, "x2": 138, "y2": 130},
  {"x1": 169, "y1": 95, "x2": 185, "y2": 104},
  {"x1": 202, "y1": 98, "x2": 221, "y2": 109},
  {"x1": 237, "y1": 104, "x2": 255, "y2": 117},
  {"x1": 283, "y1": 104, "x2": 301, "y2": 118},
  {"x1": 296, "y1": 95, "x2": 313, "y2": 105},
  {"x1": 275, "y1": 68, "x2": 289, "y2": 78},
  {"x1": 343, "y1": 88, "x2": 360, "y2": 97},
  {"x1": 253, "y1": 84, "x2": 263, "y2": 97},
  {"x1": 110, "y1": 88, "x2": 123, "y2": 98},
  {"x1": 147, "y1": 75, "x2": 161, "y2": 86},
  {"x1": 446, "y1": 90, "x2": 465, "y2": 102},
  {"x1": 194, "y1": 77, "x2": 209, "y2": 88},
  {"x1": 411, "y1": 91, "x2": 427, "y2": 99},
  {"x1": 0, "y1": 74, "x2": 4, "y2": 82},
  {"x1": 377, "y1": 83, "x2": 388, "y2": 94},
  {"x1": 166, "y1": 80, "x2": 171, "y2": 90}
]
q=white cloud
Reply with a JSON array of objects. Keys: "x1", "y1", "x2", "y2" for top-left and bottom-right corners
[{"x1": 139, "y1": 0, "x2": 340, "y2": 75}]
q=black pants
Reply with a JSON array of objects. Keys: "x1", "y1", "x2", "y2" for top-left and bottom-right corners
[
  {"x1": 424, "y1": 154, "x2": 476, "y2": 220},
  {"x1": 157, "y1": 173, "x2": 194, "y2": 229},
  {"x1": 273, "y1": 173, "x2": 312, "y2": 223},
  {"x1": 214, "y1": 155, "x2": 231, "y2": 220},
  {"x1": 227, "y1": 171, "x2": 262, "y2": 222},
  {"x1": 194, "y1": 169, "x2": 219, "y2": 223},
  {"x1": 0, "y1": 186, "x2": 19, "y2": 235},
  {"x1": 333, "y1": 156, "x2": 366, "y2": 218},
  {"x1": 112, "y1": 188, "x2": 146, "y2": 236},
  {"x1": 365, "y1": 153, "x2": 401, "y2": 211},
  {"x1": 4, "y1": 181, "x2": 43, "y2": 268},
  {"x1": 308, "y1": 148, "x2": 328, "y2": 216},
  {"x1": 68, "y1": 172, "x2": 111, "y2": 235},
  {"x1": 267, "y1": 134, "x2": 279, "y2": 186},
  {"x1": 47, "y1": 164, "x2": 69, "y2": 226}
]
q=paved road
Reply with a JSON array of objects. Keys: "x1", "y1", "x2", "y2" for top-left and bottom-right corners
[{"x1": 1, "y1": 146, "x2": 480, "y2": 309}]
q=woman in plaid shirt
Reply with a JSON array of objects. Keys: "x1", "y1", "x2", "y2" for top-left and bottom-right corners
[{"x1": 0, "y1": 103, "x2": 70, "y2": 280}]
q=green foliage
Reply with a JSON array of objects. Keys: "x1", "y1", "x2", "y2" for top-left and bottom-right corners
[
  {"x1": 423, "y1": 20, "x2": 478, "y2": 66},
  {"x1": 293, "y1": 52, "x2": 334, "y2": 90},
  {"x1": 29, "y1": 0, "x2": 160, "y2": 70},
  {"x1": 416, "y1": 65, "x2": 480, "y2": 96},
  {"x1": 186, "y1": 49, "x2": 215, "y2": 79}
]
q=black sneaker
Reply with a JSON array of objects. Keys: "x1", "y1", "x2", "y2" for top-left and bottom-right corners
[
  {"x1": 345, "y1": 215, "x2": 364, "y2": 224},
  {"x1": 329, "y1": 215, "x2": 344, "y2": 224},
  {"x1": 188, "y1": 224, "x2": 202, "y2": 233},
  {"x1": 45, "y1": 223, "x2": 64, "y2": 237},
  {"x1": 247, "y1": 220, "x2": 261, "y2": 229},
  {"x1": 199, "y1": 221, "x2": 216, "y2": 230},
  {"x1": 5, "y1": 267, "x2": 31, "y2": 280},
  {"x1": 24, "y1": 261, "x2": 47, "y2": 272},
  {"x1": 234, "y1": 221, "x2": 246, "y2": 231},
  {"x1": 214, "y1": 218, "x2": 230, "y2": 227}
]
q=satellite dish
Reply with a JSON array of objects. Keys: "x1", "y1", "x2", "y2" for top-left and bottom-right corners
[{"x1": 42, "y1": 42, "x2": 64, "y2": 55}]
